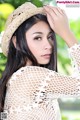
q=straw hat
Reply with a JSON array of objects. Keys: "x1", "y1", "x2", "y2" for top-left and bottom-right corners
[{"x1": 1, "y1": 2, "x2": 44, "y2": 56}]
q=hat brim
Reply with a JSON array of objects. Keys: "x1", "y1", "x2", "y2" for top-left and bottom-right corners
[{"x1": 1, "y1": 7, "x2": 45, "y2": 56}]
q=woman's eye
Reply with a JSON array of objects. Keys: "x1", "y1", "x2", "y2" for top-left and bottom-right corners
[
  {"x1": 48, "y1": 35, "x2": 53, "y2": 41},
  {"x1": 34, "y1": 37, "x2": 42, "y2": 41},
  {"x1": 48, "y1": 35, "x2": 54, "y2": 46}
]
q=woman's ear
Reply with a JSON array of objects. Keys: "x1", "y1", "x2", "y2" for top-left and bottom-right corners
[{"x1": 12, "y1": 36, "x2": 16, "y2": 48}]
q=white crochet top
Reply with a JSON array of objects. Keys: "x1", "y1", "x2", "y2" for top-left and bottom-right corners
[{"x1": 4, "y1": 44, "x2": 80, "y2": 120}]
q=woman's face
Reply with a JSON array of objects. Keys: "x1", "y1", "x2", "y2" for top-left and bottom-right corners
[{"x1": 26, "y1": 21, "x2": 54, "y2": 65}]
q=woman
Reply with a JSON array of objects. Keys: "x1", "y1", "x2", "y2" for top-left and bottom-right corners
[{"x1": 0, "y1": 2, "x2": 80, "y2": 120}]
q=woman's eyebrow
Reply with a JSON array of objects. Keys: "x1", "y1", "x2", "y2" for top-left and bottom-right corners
[
  {"x1": 32, "y1": 31, "x2": 53, "y2": 35},
  {"x1": 32, "y1": 32, "x2": 43, "y2": 34},
  {"x1": 48, "y1": 31, "x2": 53, "y2": 36}
]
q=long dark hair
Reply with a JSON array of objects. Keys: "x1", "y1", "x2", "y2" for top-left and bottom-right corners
[{"x1": 0, "y1": 14, "x2": 57, "y2": 111}]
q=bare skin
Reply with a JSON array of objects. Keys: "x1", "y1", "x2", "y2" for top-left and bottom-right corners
[
  {"x1": 26, "y1": 21, "x2": 53, "y2": 65},
  {"x1": 43, "y1": 6, "x2": 78, "y2": 47},
  {"x1": 12, "y1": 21, "x2": 53, "y2": 65}
]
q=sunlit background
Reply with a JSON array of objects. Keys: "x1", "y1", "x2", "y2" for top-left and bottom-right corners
[
  {"x1": 0, "y1": 0, "x2": 80, "y2": 120},
  {"x1": 56, "y1": 1, "x2": 80, "y2": 120}
]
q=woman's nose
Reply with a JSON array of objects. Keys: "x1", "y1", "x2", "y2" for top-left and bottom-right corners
[{"x1": 44, "y1": 40, "x2": 52, "y2": 50}]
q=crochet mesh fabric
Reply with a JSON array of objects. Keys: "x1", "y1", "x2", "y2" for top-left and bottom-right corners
[{"x1": 3, "y1": 44, "x2": 80, "y2": 120}]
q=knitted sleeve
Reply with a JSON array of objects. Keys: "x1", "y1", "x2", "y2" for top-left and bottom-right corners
[
  {"x1": 45, "y1": 44, "x2": 80, "y2": 98},
  {"x1": 3, "y1": 44, "x2": 80, "y2": 120},
  {"x1": 68, "y1": 44, "x2": 80, "y2": 78}
]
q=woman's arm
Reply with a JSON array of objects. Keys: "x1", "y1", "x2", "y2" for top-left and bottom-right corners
[
  {"x1": 35, "y1": 44, "x2": 80, "y2": 99},
  {"x1": 42, "y1": 5, "x2": 80, "y2": 98},
  {"x1": 43, "y1": 5, "x2": 78, "y2": 47}
]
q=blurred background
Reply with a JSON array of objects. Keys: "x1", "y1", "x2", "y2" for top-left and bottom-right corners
[{"x1": 0, "y1": 0, "x2": 80, "y2": 120}]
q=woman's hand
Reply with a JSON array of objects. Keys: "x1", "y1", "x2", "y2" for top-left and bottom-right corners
[{"x1": 43, "y1": 6, "x2": 78, "y2": 47}]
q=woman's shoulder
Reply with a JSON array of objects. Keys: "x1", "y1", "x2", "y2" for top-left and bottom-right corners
[
  {"x1": 13, "y1": 66, "x2": 51, "y2": 76},
  {"x1": 7, "y1": 66, "x2": 52, "y2": 87}
]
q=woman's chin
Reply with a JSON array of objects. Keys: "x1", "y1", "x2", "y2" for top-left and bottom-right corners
[{"x1": 38, "y1": 60, "x2": 50, "y2": 65}]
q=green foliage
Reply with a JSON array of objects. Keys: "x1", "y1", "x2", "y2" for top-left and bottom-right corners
[
  {"x1": 0, "y1": 3, "x2": 15, "y2": 32},
  {"x1": 57, "y1": 19, "x2": 80, "y2": 74},
  {"x1": 0, "y1": 17, "x2": 5, "y2": 32},
  {"x1": 61, "y1": 110, "x2": 80, "y2": 120},
  {"x1": 62, "y1": 115, "x2": 68, "y2": 120},
  {"x1": 70, "y1": 19, "x2": 80, "y2": 41},
  {"x1": 0, "y1": 3, "x2": 15, "y2": 19},
  {"x1": 0, "y1": 0, "x2": 43, "y2": 8},
  {"x1": 56, "y1": 35, "x2": 71, "y2": 74},
  {"x1": 0, "y1": 53, "x2": 7, "y2": 78},
  {"x1": 40, "y1": 0, "x2": 57, "y2": 5}
]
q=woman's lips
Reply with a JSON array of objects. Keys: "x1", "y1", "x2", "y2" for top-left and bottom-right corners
[{"x1": 41, "y1": 54, "x2": 51, "y2": 59}]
